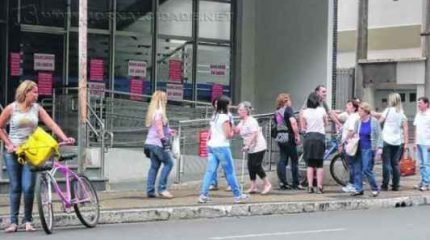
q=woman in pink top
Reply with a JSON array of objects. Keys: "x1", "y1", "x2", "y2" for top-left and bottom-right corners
[{"x1": 235, "y1": 102, "x2": 271, "y2": 194}]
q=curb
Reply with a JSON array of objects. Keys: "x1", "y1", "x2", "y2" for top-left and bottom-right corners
[{"x1": 2, "y1": 195, "x2": 430, "y2": 228}]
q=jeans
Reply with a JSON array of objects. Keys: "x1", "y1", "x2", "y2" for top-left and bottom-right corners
[
  {"x1": 209, "y1": 163, "x2": 227, "y2": 187},
  {"x1": 417, "y1": 144, "x2": 430, "y2": 185},
  {"x1": 352, "y1": 148, "x2": 379, "y2": 192},
  {"x1": 144, "y1": 144, "x2": 174, "y2": 195},
  {"x1": 201, "y1": 147, "x2": 241, "y2": 198},
  {"x1": 4, "y1": 152, "x2": 36, "y2": 224},
  {"x1": 277, "y1": 142, "x2": 299, "y2": 186},
  {"x1": 345, "y1": 153, "x2": 354, "y2": 185},
  {"x1": 382, "y1": 143, "x2": 403, "y2": 189}
]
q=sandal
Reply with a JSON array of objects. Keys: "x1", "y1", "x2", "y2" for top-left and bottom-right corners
[
  {"x1": 25, "y1": 222, "x2": 36, "y2": 232},
  {"x1": 4, "y1": 223, "x2": 18, "y2": 233}
]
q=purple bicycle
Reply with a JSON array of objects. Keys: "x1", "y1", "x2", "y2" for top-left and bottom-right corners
[{"x1": 34, "y1": 147, "x2": 100, "y2": 234}]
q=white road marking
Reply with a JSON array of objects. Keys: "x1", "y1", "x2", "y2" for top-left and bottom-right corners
[{"x1": 209, "y1": 228, "x2": 347, "y2": 240}]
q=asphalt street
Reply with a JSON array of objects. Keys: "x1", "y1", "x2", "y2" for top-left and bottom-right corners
[{"x1": 3, "y1": 206, "x2": 430, "y2": 240}]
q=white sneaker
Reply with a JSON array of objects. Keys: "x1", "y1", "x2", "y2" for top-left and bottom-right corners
[
  {"x1": 198, "y1": 195, "x2": 209, "y2": 203},
  {"x1": 341, "y1": 183, "x2": 355, "y2": 193},
  {"x1": 234, "y1": 194, "x2": 249, "y2": 204}
]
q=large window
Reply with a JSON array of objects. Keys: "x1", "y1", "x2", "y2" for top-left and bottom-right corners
[
  {"x1": 21, "y1": 0, "x2": 67, "y2": 27},
  {"x1": 199, "y1": 1, "x2": 231, "y2": 40}
]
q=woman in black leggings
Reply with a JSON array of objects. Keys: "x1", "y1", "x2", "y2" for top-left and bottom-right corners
[{"x1": 235, "y1": 101, "x2": 272, "y2": 195}]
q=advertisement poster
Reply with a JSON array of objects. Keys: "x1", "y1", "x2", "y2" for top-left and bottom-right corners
[
  {"x1": 210, "y1": 64, "x2": 226, "y2": 76},
  {"x1": 168, "y1": 59, "x2": 182, "y2": 82},
  {"x1": 128, "y1": 60, "x2": 147, "y2": 78},
  {"x1": 34, "y1": 53, "x2": 55, "y2": 71},
  {"x1": 37, "y1": 72, "x2": 53, "y2": 96},
  {"x1": 211, "y1": 84, "x2": 224, "y2": 102},
  {"x1": 166, "y1": 83, "x2": 184, "y2": 101},
  {"x1": 89, "y1": 82, "x2": 105, "y2": 97},
  {"x1": 130, "y1": 78, "x2": 143, "y2": 100},
  {"x1": 10, "y1": 52, "x2": 21, "y2": 76},
  {"x1": 90, "y1": 59, "x2": 104, "y2": 81}
]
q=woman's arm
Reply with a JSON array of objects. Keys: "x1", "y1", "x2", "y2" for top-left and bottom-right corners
[
  {"x1": 155, "y1": 118, "x2": 165, "y2": 139},
  {"x1": 39, "y1": 106, "x2": 73, "y2": 143},
  {"x1": 223, "y1": 121, "x2": 234, "y2": 139},
  {"x1": 402, "y1": 120, "x2": 409, "y2": 148},
  {"x1": 289, "y1": 117, "x2": 300, "y2": 143},
  {"x1": 0, "y1": 105, "x2": 15, "y2": 151}
]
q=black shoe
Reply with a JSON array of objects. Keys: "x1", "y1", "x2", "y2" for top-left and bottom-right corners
[
  {"x1": 380, "y1": 185, "x2": 388, "y2": 191},
  {"x1": 292, "y1": 185, "x2": 305, "y2": 190},
  {"x1": 147, "y1": 193, "x2": 157, "y2": 198},
  {"x1": 391, "y1": 187, "x2": 399, "y2": 191},
  {"x1": 307, "y1": 186, "x2": 314, "y2": 193},
  {"x1": 351, "y1": 191, "x2": 364, "y2": 196},
  {"x1": 279, "y1": 184, "x2": 291, "y2": 190}
]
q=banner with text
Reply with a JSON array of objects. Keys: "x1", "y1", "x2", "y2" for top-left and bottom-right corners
[
  {"x1": 211, "y1": 84, "x2": 224, "y2": 102},
  {"x1": 128, "y1": 60, "x2": 147, "y2": 78},
  {"x1": 34, "y1": 53, "x2": 55, "y2": 71},
  {"x1": 210, "y1": 64, "x2": 226, "y2": 76},
  {"x1": 89, "y1": 82, "x2": 106, "y2": 97},
  {"x1": 37, "y1": 72, "x2": 53, "y2": 96},
  {"x1": 90, "y1": 59, "x2": 104, "y2": 81},
  {"x1": 168, "y1": 59, "x2": 183, "y2": 82},
  {"x1": 167, "y1": 83, "x2": 184, "y2": 101},
  {"x1": 10, "y1": 52, "x2": 21, "y2": 76},
  {"x1": 130, "y1": 78, "x2": 144, "y2": 101}
]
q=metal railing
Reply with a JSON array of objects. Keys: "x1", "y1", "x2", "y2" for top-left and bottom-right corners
[{"x1": 174, "y1": 113, "x2": 274, "y2": 184}]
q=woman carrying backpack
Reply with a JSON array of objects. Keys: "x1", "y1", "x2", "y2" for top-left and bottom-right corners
[{"x1": 274, "y1": 93, "x2": 303, "y2": 190}]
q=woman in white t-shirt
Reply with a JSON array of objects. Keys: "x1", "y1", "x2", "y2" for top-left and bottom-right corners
[
  {"x1": 198, "y1": 96, "x2": 248, "y2": 204},
  {"x1": 379, "y1": 92, "x2": 408, "y2": 191},
  {"x1": 235, "y1": 101, "x2": 271, "y2": 195},
  {"x1": 300, "y1": 92, "x2": 327, "y2": 194}
]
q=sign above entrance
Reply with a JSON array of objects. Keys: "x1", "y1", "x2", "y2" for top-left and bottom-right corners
[
  {"x1": 128, "y1": 60, "x2": 147, "y2": 78},
  {"x1": 34, "y1": 53, "x2": 55, "y2": 71}
]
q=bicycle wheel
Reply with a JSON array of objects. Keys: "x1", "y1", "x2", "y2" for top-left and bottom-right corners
[
  {"x1": 36, "y1": 173, "x2": 54, "y2": 234},
  {"x1": 71, "y1": 174, "x2": 100, "y2": 228},
  {"x1": 330, "y1": 153, "x2": 349, "y2": 186}
]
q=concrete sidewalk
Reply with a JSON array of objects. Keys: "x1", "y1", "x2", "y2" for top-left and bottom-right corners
[{"x1": 1, "y1": 173, "x2": 430, "y2": 228}]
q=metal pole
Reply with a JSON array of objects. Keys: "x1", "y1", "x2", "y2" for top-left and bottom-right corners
[
  {"x1": 354, "y1": 0, "x2": 368, "y2": 100},
  {"x1": 422, "y1": 0, "x2": 430, "y2": 96},
  {"x1": 268, "y1": 118, "x2": 273, "y2": 171},
  {"x1": 109, "y1": 0, "x2": 117, "y2": 132},
  {"x1": 64, "y1": 0, "x2": 71, "y2": 89},
  {"x1": 175, "y1": 124, "x2": 182, "y2": 183},
  {"x1": 191, "y1": 0, "x2": 199, "y2": 102},
  {"x1": 78, "y1": 0, "x2": 88, "y2": 174},
  {"x1": 150, "y1": 0, "x2": 159, "y2": 93}
]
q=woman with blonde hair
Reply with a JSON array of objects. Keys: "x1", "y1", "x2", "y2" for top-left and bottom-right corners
[
  {"x1": 274, "y1": 93, "x2": 303, "y2": 190},
  {"x1": 0, "y1": 80, "x2": 75, "y2": 233},
  {"x1": 143, "y1": 90, "x2": 176, "y2": 199},
  {"x1": 379, "y1": 92, "x2": 408, "y2": 191}
]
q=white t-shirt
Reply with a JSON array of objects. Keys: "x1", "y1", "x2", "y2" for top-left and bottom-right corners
[
  {"x1": 381, "y1": 107, "x2": 407, "y2": 145},
  {"x1": 207, "y1": 113, "x2": 231, "y2": 147},
  {"x1": 303, "y1": 107, "x2": 326, "y2": 135},
  {"x1": 414, "y1": 109, "x2": 430, "y2": 145},
  {"x1": 341, "y1": 112, "x2": 360, "y2": 143},
  {"x1": 237, "y1": 116, "x2": 267, "y2": 153}
]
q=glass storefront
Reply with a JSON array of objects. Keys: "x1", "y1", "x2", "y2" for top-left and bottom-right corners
[{"x1": 2, "y1": 0, "x2": 234, "y2": 104}]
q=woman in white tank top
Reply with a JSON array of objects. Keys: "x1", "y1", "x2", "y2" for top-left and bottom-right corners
[{"x1": 0, "y1": 80, "x2": 74, "y2": 233}]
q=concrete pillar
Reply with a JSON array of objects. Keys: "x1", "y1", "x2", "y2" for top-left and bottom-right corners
[
  {"x1": 354, "y1": 0, "x2": 368, "y2": 101},
  {"x1": 422, "y1": 0, "x2": 430, "y2": 96}
]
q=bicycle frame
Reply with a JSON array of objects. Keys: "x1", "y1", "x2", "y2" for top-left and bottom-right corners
[
  {"x1": 323, "y1": 137, "x2": 340, "y2": 160},
  {"x1": 44, "y1": 161, "x2": 92, "y2": 210}
]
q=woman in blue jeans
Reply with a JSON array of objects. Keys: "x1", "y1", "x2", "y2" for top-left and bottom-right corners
[
  {"x1": 351, "y1": 102, "x2": 383, "y2": 197},
  {"x1": 0, "y1": 80, "x2": 75, "y2": 233},
  {"x1": 198, "y1": 95, "x2": 248, "y2": 204},
  {"x1": 143, "y1": 91, "x2": 176, "y2": 199}
]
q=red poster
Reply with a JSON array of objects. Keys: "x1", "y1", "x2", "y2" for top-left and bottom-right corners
[
  {"x1": 10, "y1": 53, "x2": 21, "y2": 76},
  {"x1": 130, "y1": 78, "x2": 143, "y2": 101},
  {"x1": 90, "y1": 59, "x2": 104, "y2": 81},
  {"x1": 198, "y1": 129, "x2": 209, "y2": 157},
  {"x1": 211, "y1": 84, "x2": 224, "y2": 102},
  {"x1": 168, "y1": 59, "x2": 182, "y2": 82},
  {"x1": 37, "y1": 72, "x2": 53, "y2": 96}
]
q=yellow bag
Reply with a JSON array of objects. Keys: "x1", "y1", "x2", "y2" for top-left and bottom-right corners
[{"x1": 16, "y1": 127, "x2": 59, "y2": 167}]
